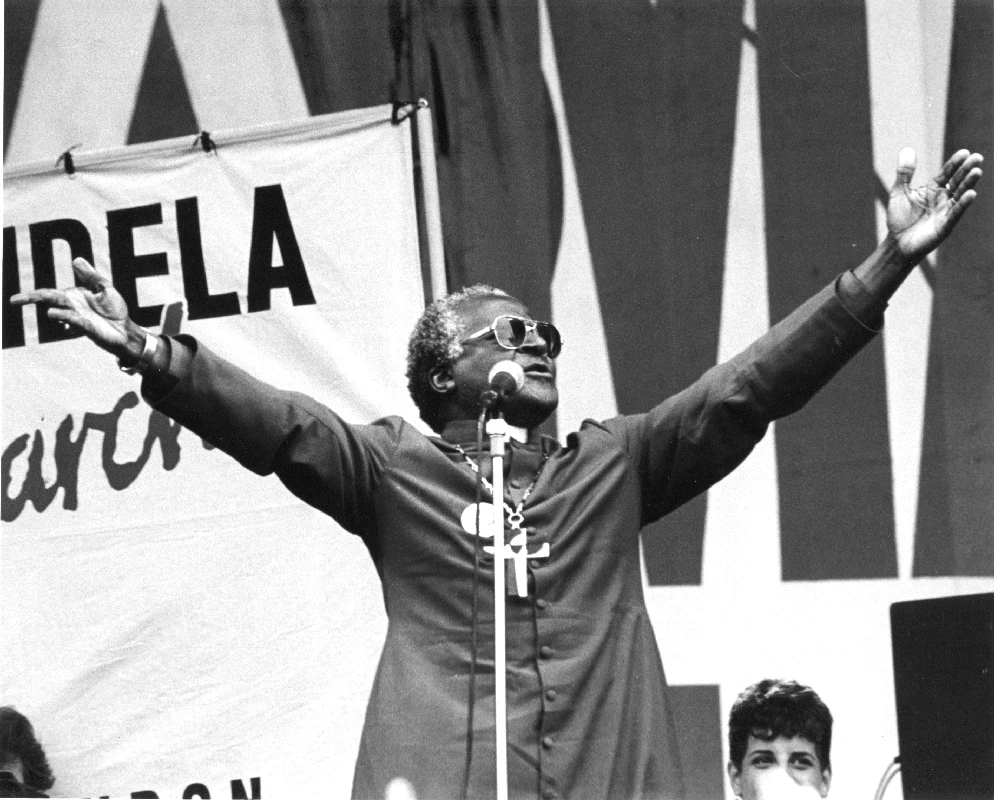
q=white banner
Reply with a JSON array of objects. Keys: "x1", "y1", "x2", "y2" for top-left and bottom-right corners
[{"x1": 2, "y1": 105, "x2": 425, "y2": 797}]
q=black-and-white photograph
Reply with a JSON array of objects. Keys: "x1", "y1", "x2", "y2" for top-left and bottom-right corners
[{"x1": 3, "y1": 1, "x2": 991, "y2": 798}]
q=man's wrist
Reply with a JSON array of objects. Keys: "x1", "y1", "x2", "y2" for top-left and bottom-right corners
[
  {"x1": 850, "y1": 235, "x2": 913, "y2": 301},
  {"x1": 118, "y1": 321, "x2": 164, "y2": 375}
]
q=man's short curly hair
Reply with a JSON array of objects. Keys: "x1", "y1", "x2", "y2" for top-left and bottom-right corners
[
  {"x1": 0, "y1": 706, "x2": 55, "y2": 792},
  {"x1": 728, "y1": 678, "x2": 833, "y2": 772},
  {"x1": 406, "y1": 284, "x2": 511, "y2": 432}
]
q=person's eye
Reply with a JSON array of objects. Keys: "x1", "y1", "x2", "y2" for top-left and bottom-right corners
[
  {"x1": 791, "y1": 756, "x2": 815, "y2": 769},
  {"x1": 750, "y1": 755, "x2": 774, "y2": 767}
]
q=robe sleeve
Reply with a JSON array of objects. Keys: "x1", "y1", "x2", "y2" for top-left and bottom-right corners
[
  {"x1": 605, "y1": 275, "x2": 881, "y2": 525},
  {"x1": 143, "y1": 334, "x2": 404, "y2": 538}
]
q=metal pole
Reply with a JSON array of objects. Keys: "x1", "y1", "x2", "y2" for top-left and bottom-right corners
[
  {"x1": 486, "y1": 415, "x2": 509, "y2": 800},
  {"x1": 414, "y1": 99, "x2": 447, "y2": 301}
]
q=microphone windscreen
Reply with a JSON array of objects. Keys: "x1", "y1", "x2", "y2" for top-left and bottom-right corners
[{"x1": 488, "y1": 360, "x2": 525, "y2": 392}]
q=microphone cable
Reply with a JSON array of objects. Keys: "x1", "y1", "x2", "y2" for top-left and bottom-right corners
[
  {"x1": 872, "y1": 757, "x2": 901, "y2": 800},
  {"x1": 461, "y1": 405, "x2": 489, "y2": 800}
]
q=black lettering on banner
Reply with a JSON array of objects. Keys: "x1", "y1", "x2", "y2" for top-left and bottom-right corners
[
  {"x1": 1, "y1": 393, "x2": 182, "y2": 521},
  {"x1": 28, "y1": 218, "x2": 94, "y2": 344},
  {"x1": 230, "y1": 777, "x2": 261, "y2": 799},
  {"x1": 107, "y1": 203, "x2": 169, "y2": 328},
  {"x1": 101, "y1": 777, "x2": 260, "y2": 798},
  {"x1": 2, "y1": 418, "x2": 87, "y2": 518},
  {"x1": 176, "y1": 196, "x2": 241, "y2": 320},
  {"x1": 3, "y1": 226, "x2": 25, "y2": 348},
  {"x1": 93, "y1": 395, "x2": 182, "y2": 490},
  {"x1": 246, "y1": 185, "x2": 315, "y2": 312}
]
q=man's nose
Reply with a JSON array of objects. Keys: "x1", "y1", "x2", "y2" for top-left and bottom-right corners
[{"x1": 517, "y1": 328, "x2": 548, "y2": 354}]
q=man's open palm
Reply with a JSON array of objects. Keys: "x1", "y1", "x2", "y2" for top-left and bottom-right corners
[
  {"x1": 10, "y1": 257, "x2": 132, "y2": 355},
  {"x1": 888, "y1": 147, "x2": 983, "y2": 264}
]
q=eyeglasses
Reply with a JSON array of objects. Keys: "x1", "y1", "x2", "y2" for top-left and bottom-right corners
[{"x1": 461, "y1": 315, "x2": 563, "y2": 358}]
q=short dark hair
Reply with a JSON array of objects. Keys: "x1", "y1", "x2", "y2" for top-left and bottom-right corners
[
  {"x1": 0, "y1": 706, "x2": 55, "y2": 791},
  {"x1": 728, "y1": 678, "x2": 833, "y2": 772},
  {"x1": 406, "y1": 284, "x2": 511, "y2": 432}
]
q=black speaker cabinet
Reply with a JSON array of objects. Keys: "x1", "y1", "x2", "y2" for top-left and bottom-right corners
[{"x1": 890, "y1": 592, "x2": 994, "y2": 800}]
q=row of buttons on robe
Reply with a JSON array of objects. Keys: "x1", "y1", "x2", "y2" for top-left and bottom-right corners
[
  {"x1": 537, "y1": 596, "x2": 558, "y2": 799},
  {"x1": 538, "y1": 597, "x2": 554, "y2": 660}
]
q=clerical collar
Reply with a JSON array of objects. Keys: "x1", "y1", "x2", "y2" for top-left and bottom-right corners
[
  {"x1": 505, "y1": 424, "x2": 528, "y2": 443},
  {"x1": 439, "y1": 419, "x2": 532, "y2": 446}
]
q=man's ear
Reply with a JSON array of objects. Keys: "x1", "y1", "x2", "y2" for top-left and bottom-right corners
[
  {"x1": 819, "y1": 767, "x2": 831, "y2": 797},
  {"x1": 727, "y1": 761, "x2": 742, "y2": 797},
  {"x1": 429, "y1": 366, "x2": 456, "y2": 395}
]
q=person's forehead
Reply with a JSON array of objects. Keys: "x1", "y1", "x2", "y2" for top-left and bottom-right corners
[{"x1": 456, "y1": 295, "x2": 529, "y2": 331}]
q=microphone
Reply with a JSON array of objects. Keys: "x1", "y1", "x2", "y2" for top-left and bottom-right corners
[{"x1": 482, "y1": 361, "x2": 525, "y2": 408}]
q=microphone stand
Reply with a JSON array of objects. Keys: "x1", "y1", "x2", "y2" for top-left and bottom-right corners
[{"x1": 485, "y1": 410, "x2": 510, "y2": 800}]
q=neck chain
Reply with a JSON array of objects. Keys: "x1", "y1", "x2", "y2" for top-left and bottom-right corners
[{"x1": 451, "y1": 441, "x2": 549, "y2": 524}]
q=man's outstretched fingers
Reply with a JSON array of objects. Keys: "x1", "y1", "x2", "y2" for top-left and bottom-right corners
[
  {"x1": 9, "y1": 287, "x2": 69, "y2": 307},
  {"x1": 935, "y1": 148, "x2": 971, "y2": 186},
  {"x1": 46, "y1": 304, "x2": 86, "y2": 330},
  {"x1": 72, "y1": 256, "x2": 110, "y2": 292},
  {"x1": 947, "y1": 153, "x2": 975, "y2": 190},
  {"x1": 953, "y1": 156, "x2": 984, "y2": 198},
  {"x1": 952, "y1": 172, "x2": 981, "y2": 204}
]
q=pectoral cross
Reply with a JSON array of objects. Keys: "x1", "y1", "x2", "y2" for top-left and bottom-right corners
[
  {"x1": 460, "y1": 503, "x2": 550, "y2": 597},
  {"x1": 503, "y1": 511, "x2": 550, "y2": 598}
]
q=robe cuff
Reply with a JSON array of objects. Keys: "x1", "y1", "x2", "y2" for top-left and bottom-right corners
[
  {"x1": 835, "y1": 270, "x2": 888, "y2": 332},
  {"x1": 141, "y1": 334, "x2": 197, "y2": 403}
]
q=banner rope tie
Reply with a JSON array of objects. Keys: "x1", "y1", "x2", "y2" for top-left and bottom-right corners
[
  {"x1": 194, "y1": 130, "x2": 217, "y2": 154},
  {"x1": 56, "y1": 146, "x2": 80, "y2": 176},
  {"x1": 391, "y1": 100, "x2": 418, "y2": 125}
]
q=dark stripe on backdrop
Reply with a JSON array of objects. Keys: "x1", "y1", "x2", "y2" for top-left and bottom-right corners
[
  {"x1": 548, "y1": 0, "x2": 742, "y2": 586},
  {"x1": 279, "y1": 0, "x2": 561, "y2": 434},
  {"x1": 756, "y1": 0, "x2": 897, "y2": 581},
  {"x1": 409, "y1": 0, "x2": 561, "y2": 321},
  {"x1": 278, "y1": 0, "x2": 395, "y2": 115},
  {"x1": 3, "y1": 0, "x2": 43, "y2": 157},
  {"x1": 127, "y1": 4, "x2": 199, "y2": 146},
  {"x1": 914, "y1": 0, "x2": 994, "y2": 577},
  {"x1": 669, "y1": 685, "x2": 724, "y2": 800}
]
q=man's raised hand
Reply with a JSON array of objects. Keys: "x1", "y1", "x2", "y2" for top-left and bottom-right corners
[
  {"x1": 888, "y1": 147, "x2": 983, "y2": 265},
  {"x1": 10, "y1": 257, "x2": 140, "y2": 360}
]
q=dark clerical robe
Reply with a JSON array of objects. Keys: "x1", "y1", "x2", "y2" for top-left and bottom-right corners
[{"x1": 147, "y1": 277, "x2": 880, "y2": 799}]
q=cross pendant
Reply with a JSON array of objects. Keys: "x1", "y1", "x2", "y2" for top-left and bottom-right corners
[{"x1": 503, "y1": 511, "x2": 550, "y2": 598}]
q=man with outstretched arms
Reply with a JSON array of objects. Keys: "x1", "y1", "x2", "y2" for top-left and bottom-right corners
[{"x1": 12, "y1": 149, "x2": 983, "y2": 799}]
